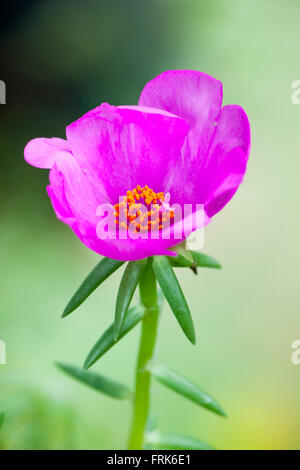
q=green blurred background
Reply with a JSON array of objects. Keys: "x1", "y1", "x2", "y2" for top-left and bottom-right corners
[{"x1": 1, "y1": 0, "x2": 300, "y2": 450}]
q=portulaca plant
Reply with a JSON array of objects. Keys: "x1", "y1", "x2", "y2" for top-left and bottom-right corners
[{"x1": 24, "y1": 70, "x2": 250, "y2": 450}]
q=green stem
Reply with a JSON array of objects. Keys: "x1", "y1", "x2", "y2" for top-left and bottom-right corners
[{"x1": 128, "y1": 258, "x2": 159, "y2": 450}]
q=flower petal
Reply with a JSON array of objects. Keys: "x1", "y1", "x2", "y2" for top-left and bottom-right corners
[
  {"x1": 166, "y1": 104, "x2": 250, "y2": 215},
  {"x1": 204, "y1": 148, "x2": 246, "y2": 217},
  {"x1": 139, "y1": 70, "x2": 223, "y2": 158},
  {"x1": 66, "y1": 103, "x2": 189, "y2": 202},
  {"x1": 207, "y1": 105, "x2": 250, "y2": 164},
  {"x1": 24, "y1": 137, "x2": 71, "y2": 168},
  {"x1": 203, "y1": 105, "x2": 250, "y2": 216},
  {"x1": 48, "y1": 151, "x2": 106, "y2": 224},
  {"x1": 47, "y1": 168, "x2": 74, "y2": 225}
]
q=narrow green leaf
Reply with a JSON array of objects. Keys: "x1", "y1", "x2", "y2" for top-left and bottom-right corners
[
  {"x1": 84, "y1": 305, "x2": 145, "y2": 369},
  {"x1": 170, "y1": 251, "x2": 221, "y2": 270},
  {"x1": 151, "y1": 364, "x2": 227, "y2": 417},
  {"x1": 191, "y1": 251, "x2": 222, "y2": 269},
  {"x1": 62, "y1": 257, "x2": 124, "y2": 318},
  {"x1": 84, "y1": 290, "x2": 164, "y2": 369},
  {"x1": 56, "y1": 362, "x2": 132, "y2": 399},
  {"x1": 114, "y1": 260, "x2": 146, "y2": 340},
  {"x1": 0, "y1": 412, "x2": 5, "y2": 428},
  {"x1": 146, "y1": 431, "x2": 214, "y2": 450},
  {"x1": 153, "y1": 256, "x2": 195, "y2": 344}
]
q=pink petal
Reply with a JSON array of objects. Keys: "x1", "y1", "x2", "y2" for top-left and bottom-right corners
[
  {"x1": 66, "y1": 103, "x2": 189, "y2": 203},
  {"x1": 207, "y1": 105, "x2": 250, "y2": 164},
  {"x1": 166, "y1": 104, "x2": 250, "y2": 215},
  {"x1": 139, "y1": 69, "x2": 223, "y2": 158},
  {"x1": 204, "y1": 105, "x2": 250, "y2": 216},
  {"x1": 24, "y1": 137, "x2": 71, "y2": 168},
  {"x1": 48, "y1": 151, "x2": 105, "y2": 225},
  {"x1": 205, "y1": 149, "x2": 246, "y2": 217}
]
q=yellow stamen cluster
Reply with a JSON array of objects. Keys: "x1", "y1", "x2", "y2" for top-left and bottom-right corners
[{"x1": 113, "y1": 185, "x2": 174, "y2": 232}]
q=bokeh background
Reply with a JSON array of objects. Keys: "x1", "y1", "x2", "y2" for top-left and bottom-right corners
[{"x1": 1, "y1": 0, "x2": 300, "y2": 450}]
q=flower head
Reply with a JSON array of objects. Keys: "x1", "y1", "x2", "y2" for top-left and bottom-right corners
[{"x1": 24, "y1": 70, "x2": 250, "y2": 261}]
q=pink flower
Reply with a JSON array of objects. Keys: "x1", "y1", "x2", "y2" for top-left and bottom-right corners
[{"x1": 24, "y1": 70, "x2": 250, "y2": 261}]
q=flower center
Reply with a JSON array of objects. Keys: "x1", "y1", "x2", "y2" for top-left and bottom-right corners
[{"x1": 113, "y1": 185, "x2": 174, "y2": 232}]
